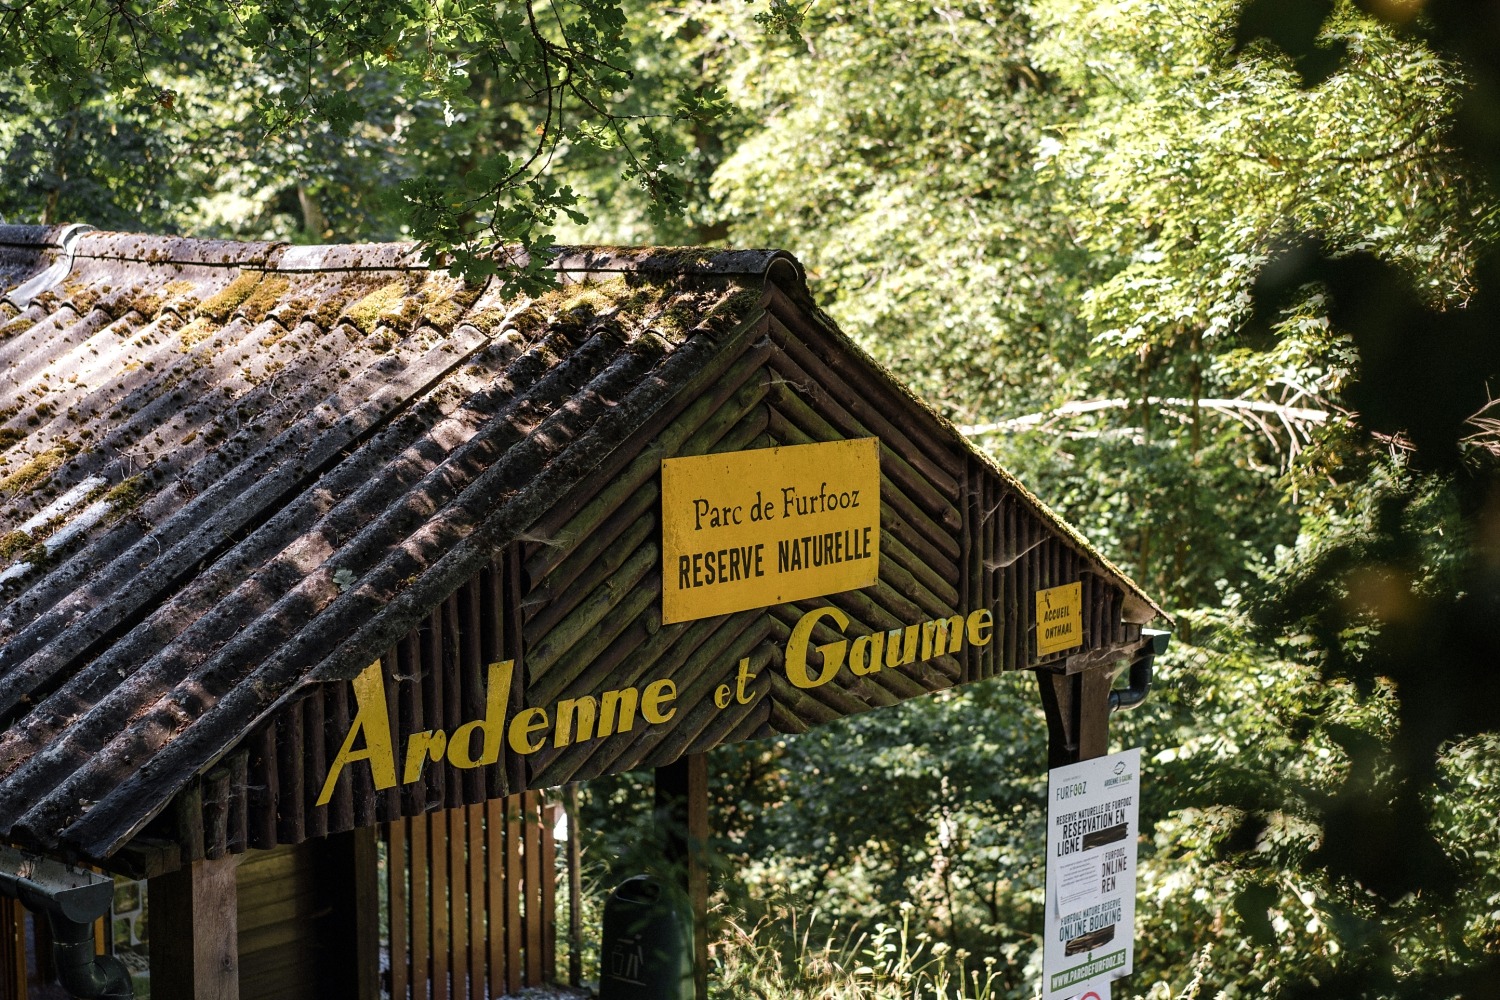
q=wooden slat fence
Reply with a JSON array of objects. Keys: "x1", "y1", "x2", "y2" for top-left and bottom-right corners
[{"x1": 384, "y1": 791, "x2": 558, "y2": 1000}]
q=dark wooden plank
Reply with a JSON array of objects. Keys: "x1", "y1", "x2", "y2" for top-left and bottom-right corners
[
  {"x1": 1079, "y1": 664, "x2": 1113, "y2": 761},
  {"x1": 764, "y1": 396, "x2": 961, "y2": 566},
  {"x1": 398, "y1": 632, "x2": 426, "y2": 817},
  {"x1": 523, "y1": 372, "x2": 772, "y2": 636},
  {"x1": 379, "y1": 649, "x2": 403, "y2": 824},
  {"x1": 485, "y1": 797, "x2": 507, "y2": 997},
  {"x1": 409, "y1": 814, "x2": 430, "y2": 999},
  {"x1": 447, "y1": 805, "x2": 468, "y2": 1000},
  {"x1": 442, "y1": 600, "x2": 465, "y2": 808},
  {"x1": 389, "y1": 820, "x2": 410, "y2": 1000},
  {"x1": 236, "y1": 887, "x2": 330, "y2": 934},
  {"x1": 237, "y1": 918, "x2": 319, "y2": 958},
  {"x1": 467, "y1": 803, "x2": 485, "y2": 1000},
  {"x1": 1, "y1": 898, "x2": 25, "y2": 1000},
  {"x1": 236, "y1": 953, "x2": 320, "y2": 999},
  {"x1": 203, "y1": 768, "x2": 231, "y2": 861},
  {"x1": 175, "y1": 779, "x2": 206, "y2": 863},
  {"x1": 318, "y1": 829, "x2": 382, "y2": 1000},
  {"x1": 764, "y1": 344, "x2": 962, "y2": 525},
  {"x1": 523, "y1": 792, "x2": 544, "y2": 984},
  {"x1": 504, "y1": 796, "x2": 523, "y2": 996},
  {"x1": 484, "y1": 558, "x2": 513, "y2": 801},
  {"x1": 227, "y1": 750, "x2": 250, "y2": 854},
  {"x1": 354, "y1": 828, "x2": 383, "y2": 1000},
  {"x1": 276, "y1": 695, "x2": 307, "y2": 844},
  {"x1": 424, "y1": 609, "x2": 447, "y2": 813},
  {"x1": 305, "y1": 688, "x2": 329, "y2": 840},
  {"x1": 460, "y1": 581, "x2": 487, "y2": 805},
  {"x1": 520, "y1": 322, "x2": 776, "y2": 568},
  {"x1": 430, "y1": 809, "x2": 451, "y2": 1000},
  {"x1": 505, "y1": 548, "x2": 529, "y2": 797},
  {"x1": 639, "y1": 617, "x2": 774, "y2": 768},
  {"x1": 326, "y1": 681, "x2": 359, "y2": 832}
]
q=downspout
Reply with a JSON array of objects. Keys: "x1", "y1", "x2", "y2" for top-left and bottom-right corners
[
  {"x1": 1109, "y1": 628, "x2": 1170, "y2": 713},
  {"x1": 4, "y1": 223, "x2": 95, "y2": 309},
  {"x1": 0, "y1": 846, "x2": 134, "y2": 999}
]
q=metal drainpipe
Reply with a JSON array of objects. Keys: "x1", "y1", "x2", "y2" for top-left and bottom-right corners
[
  {"x1": 1109, "y1": 628, "x2": 1171, "y2": 713},
  {"x1": 0, "y1": 846, "x2": 135, "y2": 999},
  {"x1": 5, "y1": 223, "x2": 95, "y2": 309}
]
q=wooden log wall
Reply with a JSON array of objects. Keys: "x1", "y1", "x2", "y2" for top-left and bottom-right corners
[
  {"x1": 236, "y1": 846, "x2": 324, "y2": 1000},
  {"x1": 384, "y1": 792, "x2": 557, "y2": 1000},
  {"x1": 138, "y1": 557, "x2": 523, "y2": 865},
  {"x1": 142, "y1": 277, "x2": 1143, "y2": 863}
]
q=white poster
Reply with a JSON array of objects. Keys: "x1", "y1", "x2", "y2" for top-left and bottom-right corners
[{"x1": 1043, "y1": 747, "x2": 1141, "y2": 1000}]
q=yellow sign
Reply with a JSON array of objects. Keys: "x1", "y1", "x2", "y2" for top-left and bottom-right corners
[
  {"x1": 1036, "y1": 582, "x2": 1083, "y2": 656},
  {"x1": 661, "y1": 439, "x2": 881, "y2": 623}
]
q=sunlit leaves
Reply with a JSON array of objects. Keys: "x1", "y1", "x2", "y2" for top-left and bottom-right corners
[{"x1": 0, "y1": 0, "x2": 730, "y2": 288}]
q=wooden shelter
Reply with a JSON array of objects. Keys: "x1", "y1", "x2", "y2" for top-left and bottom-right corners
[{"x1": 0, "y1": 224, "x2": 1165, "y2": 999}]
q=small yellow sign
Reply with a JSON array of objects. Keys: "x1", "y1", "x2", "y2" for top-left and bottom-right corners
[
  {"x1": 661, "y1": 439, "x2": 881, "y2": 623},
  {"x1": 1035, "y1": 582, "x2": 1083, "y2": 656}
]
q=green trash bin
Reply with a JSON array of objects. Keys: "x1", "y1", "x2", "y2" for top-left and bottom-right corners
[{"x1": 599, "y1": 875, "x2": 693, "y2": 1000}]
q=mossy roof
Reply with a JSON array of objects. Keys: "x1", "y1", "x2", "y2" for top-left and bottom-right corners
[{"x1": 0, "y1": 224, "x2": 1161, "y2": 865}]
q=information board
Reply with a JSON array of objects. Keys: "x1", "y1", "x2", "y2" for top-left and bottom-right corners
[
  {"x1": 1044, "y1": 747, "x2": 1141, "y2": 1000},
  {"x1": 660, "y1": 439, "x2": 881, "y2": 623}
]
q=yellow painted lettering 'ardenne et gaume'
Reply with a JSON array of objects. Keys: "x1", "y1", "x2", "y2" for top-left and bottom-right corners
[
  {"x1": 317, "y1": 603, "x2": 997, "y2": 805},
  {"x1": 661, "y1": 438, "x2": 881, "y2": 624},
  {"x1": 315, "y1": 658, "x2": 679, "y2": 807}
]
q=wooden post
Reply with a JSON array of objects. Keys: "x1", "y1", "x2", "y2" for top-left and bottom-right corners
[
  {"x1": 321, "y1": 828, "x2": 382, "y2": 1000},
  {"x1": 1037, "y1": 663, "x2": 1113, "y2": 767},
  {"x1": 565, "y1": 783, "x2": 583, "y2": 988},
  {"x1": 148, "y1": 855, "x2": 241, "y2": 1000},
  {"x1": 1, "y1": 898, "x2": 26, "y2": 1000},
  {"x1": 655, "y1": 753, "x2": 709, "y2": 1000}
]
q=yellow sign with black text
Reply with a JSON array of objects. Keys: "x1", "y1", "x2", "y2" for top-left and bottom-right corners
[
  {"x1": 661, "y1": 439, "x2": 881, "y2": 623},
  {"x1": 1036, "y1": 582, "x2": 1083, "y2": 656}
]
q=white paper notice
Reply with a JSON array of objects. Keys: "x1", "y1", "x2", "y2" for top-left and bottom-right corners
[{"x1": 1043, "y1": 748, "x2": 1141, "y2": 1000}]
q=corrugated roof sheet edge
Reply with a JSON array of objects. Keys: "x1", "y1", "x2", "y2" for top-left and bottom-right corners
[{"x1": 0, "y1": 225, "x2": 802, "y2": 283}]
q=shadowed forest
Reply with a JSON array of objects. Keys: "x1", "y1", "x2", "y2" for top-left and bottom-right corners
[{"x1": 4, "y1": 0, "x2": 1499, "y2": 996}]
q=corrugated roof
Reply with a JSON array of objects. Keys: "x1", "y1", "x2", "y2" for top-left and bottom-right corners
[
  {"x1": 0, "y1": 225, "x2": 1161, "y2": 866},
  {"x1": 0, "y1": 225, "x2": 786, "y2": 862}
]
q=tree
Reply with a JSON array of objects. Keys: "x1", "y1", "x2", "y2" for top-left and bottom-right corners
[{"x1": 0, "y1": 0, "x2": 734, "y2": 287}]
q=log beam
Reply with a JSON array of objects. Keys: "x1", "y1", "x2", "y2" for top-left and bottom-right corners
[{"x1": 1037, "y1": 662, "x2": 1114, "y2": 767}]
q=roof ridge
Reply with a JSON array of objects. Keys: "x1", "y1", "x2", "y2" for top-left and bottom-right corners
[{"x1": 1, "y1": 225, "x2": 805, "y2": 283}]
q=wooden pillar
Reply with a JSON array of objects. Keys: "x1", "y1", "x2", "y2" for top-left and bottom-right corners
[
  {"x1": 148, "y1": 855, "x2": 241, "y2": 1000},
  {"x1": 1037, "y1": 663, "x2": 1113, "y2": 767},
  {"x1": 1, "y1": 898, "x2": 26, "y2": 1000},
  {"x1": 655, "y1": 753, "x2": 709, "y2": 1000},
  {"x1": 320, "y1": 829, "x2": 382, "y2": 1000}
]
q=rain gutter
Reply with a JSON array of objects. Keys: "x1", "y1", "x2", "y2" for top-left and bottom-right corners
[
  {"x1": 5, "y1": 224, "x2": 96, "y2": 309},
  {"x1": 1109, "y1": 628, "x2": 1171, "y2": 713},
  {"x1": 0, "y1": 845, "x2": 134, "y2": 999}
]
